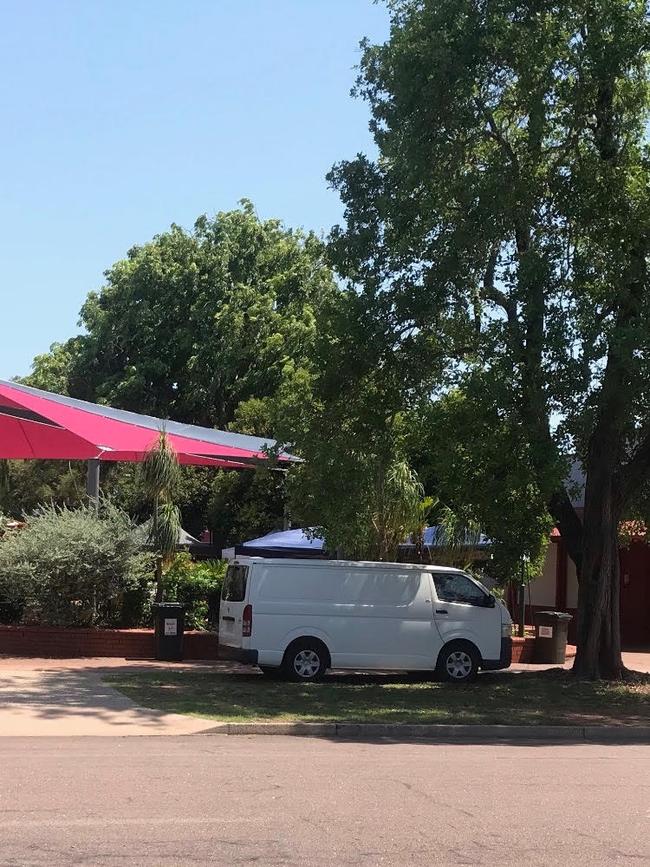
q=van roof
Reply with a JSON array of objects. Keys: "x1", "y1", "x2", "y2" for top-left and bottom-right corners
[{"x1": 231, "y1": 557, "x2": 465, "y2": 573}]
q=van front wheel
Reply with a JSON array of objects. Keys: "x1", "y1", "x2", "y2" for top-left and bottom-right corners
[
  {"x1": 436, "y1": 642, "x2": 480, "y2": 683},
  {"x1": 283, "y1": 639, "x2": 329, "y2": 682}
]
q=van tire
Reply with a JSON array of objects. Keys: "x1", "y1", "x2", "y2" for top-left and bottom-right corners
[
  {"x1": 436, "y1": 641, "x2": 480, "y2": 683},
  {"x1": 282, "y1": 638, "x2": 330, "y2": 682}
]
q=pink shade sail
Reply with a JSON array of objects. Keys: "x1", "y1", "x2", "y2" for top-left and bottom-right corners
[{"x1": 0, "y1": 380, "x2": 297, "y2": 469}]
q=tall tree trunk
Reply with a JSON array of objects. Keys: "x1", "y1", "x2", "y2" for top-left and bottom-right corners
[
  {"x1": 573, "y1": 466, "x2": 624, "y2": 679},
  {"x1": 154, "y1": 556, "x2": 164, "y2": 604}
]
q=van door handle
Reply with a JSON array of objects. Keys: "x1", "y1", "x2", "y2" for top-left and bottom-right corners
[{"x1": 435, "y1": 609, "x2": 448, "y2": 615}]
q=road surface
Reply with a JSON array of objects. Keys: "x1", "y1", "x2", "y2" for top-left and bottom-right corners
[{"x1": 1, "y1": 735, "x2": 648, "y2": 865}]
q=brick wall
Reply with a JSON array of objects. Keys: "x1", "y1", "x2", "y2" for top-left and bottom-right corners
[
  {"x1": 511, "y1": 636, "x2": 533, "y2": 664},
  {"x1": 0, "y1": 626, "x2": 567, "y2": 667},
  {"x1": 511, "y1": 635, "x2": 576, "y2": 665},
  {"x1": 0, "y1": 625, "x2": 218, "y2": 659}
]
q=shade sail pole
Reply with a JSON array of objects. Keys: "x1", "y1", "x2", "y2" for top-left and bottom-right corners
[{"x1": 86, "y1": 459, "x2": 100, "y2": 512}]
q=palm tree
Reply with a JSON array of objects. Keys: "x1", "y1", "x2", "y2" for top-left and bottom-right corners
[
  {"x1": 372, "y1": 459, "x2": 430, "y2": 561},
  {"x1": 141, "y1": 431, "x2": 181, "y2": 602}
]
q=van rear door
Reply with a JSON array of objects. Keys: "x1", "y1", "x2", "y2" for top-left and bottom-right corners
[{"x1": 219, "y1": 563, "x2": 250, "y2": 649}]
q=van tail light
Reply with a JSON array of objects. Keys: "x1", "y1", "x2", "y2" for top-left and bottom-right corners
[{"x1": 242, "y1": 604, "x2": 253, "y2": 637}]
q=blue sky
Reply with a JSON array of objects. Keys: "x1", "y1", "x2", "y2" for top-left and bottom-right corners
[{"x1": 0, "y1": 0, "x2": 389, "y2": 379}]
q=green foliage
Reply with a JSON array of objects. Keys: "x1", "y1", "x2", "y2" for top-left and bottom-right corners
[
  {"x1": 141, "y1": 432, "x2": 182, "y2": 601},
  {"x1": 20, "y1": 340, "x2": 81, "y2": 394},
  {"x1": 141, "y1": 432, "x2": 180, "y2": 501},
  {"x1": 273, "y1": 280, "x2": 437, "y2": 559},
  {"x1": 325, "y1": 0, "x2": 650, "y2": 673},
  {"x1": 141, "y1": 432, "x2": 181, "y2": 559},
  {"x1": 405, "y1": 393, "x2": 553, "y2": 582},
  {"x1": 53, "y1": 201, "x2": 338, "y2": 428},
  {"x1": 0, "y1": 461, "x2": 86, "y2": 518},
  {"x1": 285, "y1": 405, "x2": 430, "y2": 560},
  {"x1": 371, "y1": 459, "x2": 428, "y2": 561},
  {"x1": 207, "y1": 466, "x2": 287, "y2": 551},
  {"x1": 164, "y1": 554, "x2": 227, "y2": 630},
  {"x1": 10, "y1": 202, "x2": 337, "y2": 543},
  {"x1": 0, "y1": 502, "x2": 154, "y2": 627},
  {"x1": 0, "y1": 461, "x2": 9, "y2": 512}
]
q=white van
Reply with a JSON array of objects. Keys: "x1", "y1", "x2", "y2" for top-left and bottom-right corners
[{"x1": 218, "y1": 558, "x2": 512, "y2": 683}]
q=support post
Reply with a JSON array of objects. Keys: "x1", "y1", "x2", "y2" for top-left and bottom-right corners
[{"x1": 86, "y1": 459, "x2": 100, "y2": 512}]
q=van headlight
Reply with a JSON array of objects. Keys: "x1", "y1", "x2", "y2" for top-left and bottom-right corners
[{"x1": 502, "y1": 622, "x2": 512, "y2": 637}]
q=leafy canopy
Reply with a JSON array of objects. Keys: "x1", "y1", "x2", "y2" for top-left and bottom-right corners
[
  {"x1": 12, "y1": 202, "x2": 338, "y2": 542},
  {"x1": 55, "y1": 200, "x2": 337, "y2": 429},
  {"x1": 330, "y1": 0, "x2": 650, "y2": 488},
  {"x1": 326, "y1": 0, "x2": 650, "y2": 674}
]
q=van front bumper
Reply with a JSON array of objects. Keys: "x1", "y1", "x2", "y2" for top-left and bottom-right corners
[
  {"x1": 217, "y1": 644, "x2": 259, "y2": 665},
  {"x1": 481, "y1": 637, "x2": 512, "y2": 671}
]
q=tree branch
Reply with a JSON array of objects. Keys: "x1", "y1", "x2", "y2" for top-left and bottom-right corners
[
  {"x1": 475, "y1": 99, "x2": 519, "y2": 174},
  {"x1": 619, "y1": 432, "x2": 650, "y2": 505},
  {"x1": 480, "y1": 242, "x2": 518, "y2": 325},
  {"x1": 548, "y1": 487, "x2": 583, "y2": 576}
]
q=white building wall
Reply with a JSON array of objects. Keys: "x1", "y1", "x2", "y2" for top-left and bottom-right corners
[
  {"x1": 566, "y1": 556, "x2": 579, "y2": 608},
  {"x1": 528, "y1": 542, "x2": 557, "y2": 606}
]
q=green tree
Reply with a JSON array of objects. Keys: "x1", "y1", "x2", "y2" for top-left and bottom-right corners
[
  {"x1": 207, "y1": 466, "x2": 287, "y2": 552},
  {"x1": 21, "y1": 340, "x2": 81, "y2": 394},
  {"x1": 328, "y1": 0, "x2": 650, "y2": 678},
  {"x1": 141, "y1": 432, "x2": 182, "y2": 602},
  {"x1": 276, "y1": 290, "x2": 433, "y2": 559},
  {"x1": 11, "y1": 202, "x2": 336, "y2": 539},
  {"x1": 0, "y1": 460, "x2": 86, "y2": 517},
  {"x1": 403, "y1": 393, "x2": 552, "y2": 584},
  {"x1": 62, "y1": 201, "x2": 337, "y2": 428}
]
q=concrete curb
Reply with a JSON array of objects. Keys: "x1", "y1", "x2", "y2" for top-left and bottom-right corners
[{"x1": 196, "y1": 722, "x2": 650, "y2": 743}]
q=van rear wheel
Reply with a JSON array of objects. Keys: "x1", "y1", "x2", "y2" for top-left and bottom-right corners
[
  {"x1": 436, "y1": 641, "x2": 480, "y2": 683},
  {"x1": 283, "y1": 639, "x2": 329, "y2": 682}
]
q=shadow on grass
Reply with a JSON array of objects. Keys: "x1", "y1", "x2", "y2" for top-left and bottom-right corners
[{"x1": 106, "y1": 666, "x2": 650, "y2": 728}]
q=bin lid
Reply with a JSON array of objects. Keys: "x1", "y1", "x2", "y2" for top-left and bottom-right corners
[
  {"x1": 536, "y1": 610, "x2": 573, "y2": 621},
  {"x1": 153, "y1": 602, "x2": 185, "y2": 611}
]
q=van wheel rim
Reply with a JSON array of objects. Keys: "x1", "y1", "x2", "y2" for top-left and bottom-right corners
[
  {"x1": 446, "y1": 651, "x2": 472, "y2": 679},
  {"x1": 294, "y1": 650, "x2": 320, "y2": 678}
]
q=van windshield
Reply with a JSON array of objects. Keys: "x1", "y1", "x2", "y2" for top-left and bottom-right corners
[{"x1": 222, "y1": 564, "x2": 248, "y2": 602}]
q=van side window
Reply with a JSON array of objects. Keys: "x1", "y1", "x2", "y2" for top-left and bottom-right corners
[
  {"x1": 433, "y1": 573, "x2": 488, "y2": 607},
  {"x1": 222, "y1": 565, "x2": 248, "y2": 601}
]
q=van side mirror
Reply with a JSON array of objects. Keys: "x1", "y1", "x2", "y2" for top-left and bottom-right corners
[{"x1": 485, "y1": 593, "x2": 496, "y2": 608}]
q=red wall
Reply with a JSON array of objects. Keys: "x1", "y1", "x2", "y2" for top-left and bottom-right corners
[
  {"x1": 511, "y1": 637, "x2": 534, "y2": 664},
  {"x1": 0, "y1": 628, "x2": 551, "y2": 667},
  {"x1": 620, "y1": 542, "x2": 650, "y2": 646},
  {"x1": 0, "y1": 625, "x2": 218, "y2": 659}
]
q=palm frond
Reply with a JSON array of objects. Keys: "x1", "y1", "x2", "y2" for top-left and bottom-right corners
[{"x1": 141, "y1": 431, "x2": 180, "y2": 500}]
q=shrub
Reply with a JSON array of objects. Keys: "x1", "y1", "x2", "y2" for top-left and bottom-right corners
[
  {"x1": 164, "y1": 554, "x2": 227, "y2": 630},
  {"x1": 0, "y1": 501, "x2": 154, "y2": 627}
]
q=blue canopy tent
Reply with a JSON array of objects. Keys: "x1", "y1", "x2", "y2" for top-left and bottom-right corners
[
  {"x1": 221, "y1": 528, "x2": 326, "y2": 560},
  {"x1": 222, "y1": 526, "x2": 491, "y2": 560}
]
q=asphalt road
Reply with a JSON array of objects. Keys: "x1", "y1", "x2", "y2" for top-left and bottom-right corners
[{"x1": 1, "y1": 736, "x2": 648, "y2": 866}]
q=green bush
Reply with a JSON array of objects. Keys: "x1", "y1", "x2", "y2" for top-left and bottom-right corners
[
  {"x1": 164, "y1": 554, "x2": 227, "y2": 630},
  {"x1": 0, "y1": 502, "x2": 154, "y2": 628}
]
